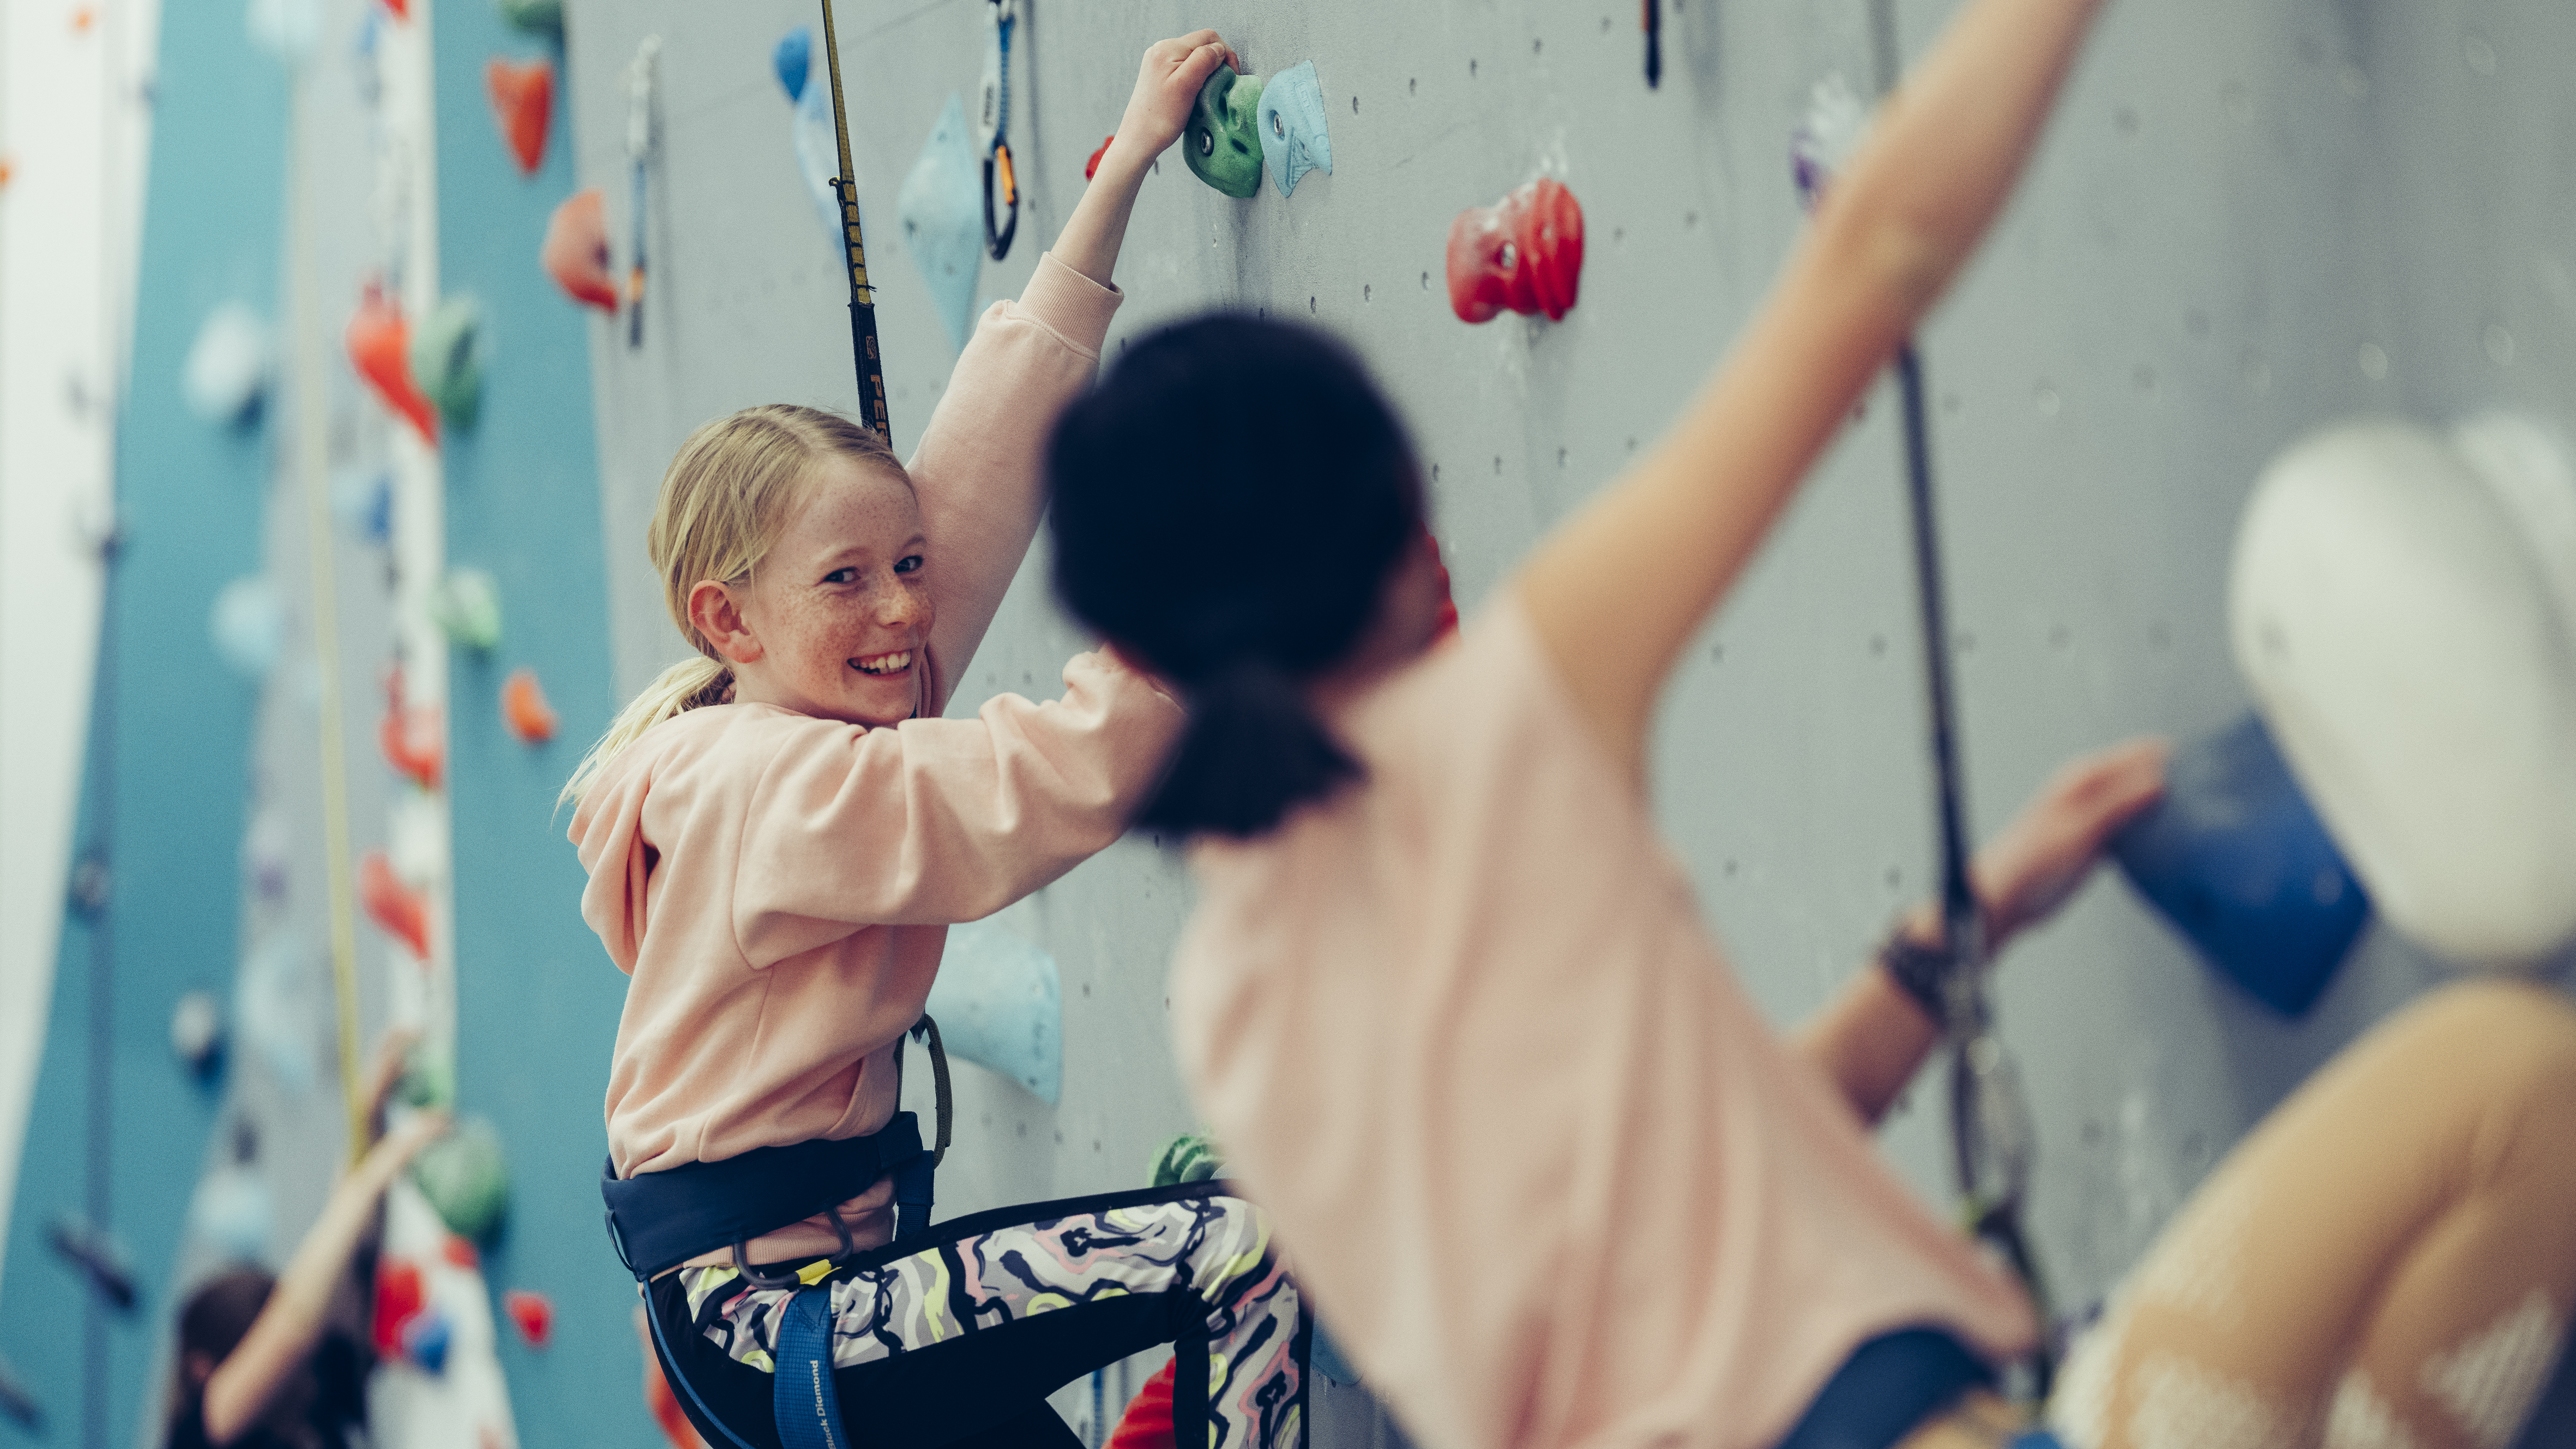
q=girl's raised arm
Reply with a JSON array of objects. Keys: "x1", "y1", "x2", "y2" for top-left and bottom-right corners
[
  {"x1": 1514, "y1": 0, "x2": 2107, "y2": 787},
  {"x1": 907, "y1": 32, "x2": 1237, "y2": 711}
]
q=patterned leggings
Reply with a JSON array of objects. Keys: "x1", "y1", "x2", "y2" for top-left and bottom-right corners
[{"x1": 645, "y1": 1181, "x2": 1307, "y2": 1449}]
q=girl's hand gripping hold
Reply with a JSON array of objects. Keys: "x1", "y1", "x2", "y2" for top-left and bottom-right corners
[{"x1": 1055, "y1": 31, "x2": 1241, "y2": 287}]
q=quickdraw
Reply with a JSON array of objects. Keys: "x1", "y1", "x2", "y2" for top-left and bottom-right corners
[
  {"x1": 1869, "y1": 0, "x2": 2053, "y2": 1404},
  {"x1": 815, "y1": 0, "x2": 892, "y2": 438},
  {"x1": 975, "y1": 0, "x2": 1020, "y2": 262}
]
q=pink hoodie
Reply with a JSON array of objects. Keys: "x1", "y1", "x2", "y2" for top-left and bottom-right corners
[{"x1": 571, "y1": 254, "x2": 1182, "y2": 1260}]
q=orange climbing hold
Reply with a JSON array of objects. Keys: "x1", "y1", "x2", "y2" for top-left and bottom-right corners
[
  {"x1": 379, "y1": 669, "x2": 445, "y2": 790},
  {"x1": 502, "y1": 667, "x2": 559, "y2": 743},
  {"x1": 348, "y1": 285, "x2": 438, "y2": 444},
  {"x1": 1445, "y1": 176, "x2": 1586, "y2": 324},
  {"x1": 360, "y1": 851, "x2": 431, "y2": 960},
  {"x1": 541, "y1": 189, "x2": 618, "y2": 312},
  {"x1": 504, "y1": 1289, "x2": 554, "y2": 1349},
  {"x1": 485, "y1": 58, "x2": 554, "y2": 177},
  {"x1": 1424, "y1": 531, "x2": 1460, "y2": 644}
]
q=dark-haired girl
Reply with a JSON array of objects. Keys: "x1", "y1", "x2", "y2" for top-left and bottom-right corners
[
  {"x1": 167, "y1": 1039, "x2": 444, "y2": 1449},
  {"x1": 1045, "y1": 0, "x2": 2576, "y2": 1444}
]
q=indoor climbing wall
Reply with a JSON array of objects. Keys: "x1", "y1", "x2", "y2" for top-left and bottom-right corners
[
  {"x1": 0, "y1": 3, "x2": 282, "y2": 1442},
  {"x1": 553, "y1": 0, "x2": 2575, "y2": 1444}
]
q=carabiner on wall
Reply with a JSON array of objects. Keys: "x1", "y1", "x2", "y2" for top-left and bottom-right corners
[{"x1": 975, "y1": 0, "x2": 1019, "y2": 262}]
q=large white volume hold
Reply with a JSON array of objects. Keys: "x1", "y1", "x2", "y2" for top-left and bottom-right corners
[{"x1": 2229, "y1": 418, "x2": 2576, "y2": 969}]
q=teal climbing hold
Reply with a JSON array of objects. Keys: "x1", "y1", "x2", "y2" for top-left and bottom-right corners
[
  {"x1": 430, "y1": 568, "x2": 503, "y2": 652},
  {"x1": 411, "y1": 296, "x2": 484, "y2": 431}
]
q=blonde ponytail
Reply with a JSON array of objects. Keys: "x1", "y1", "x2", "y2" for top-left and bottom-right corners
[
  {"x1": 560, "y1": 404, "x2": 906, "y2": 808},
  {"x1": 558, "y1": 655, "x2": 732, "y2": 807}
]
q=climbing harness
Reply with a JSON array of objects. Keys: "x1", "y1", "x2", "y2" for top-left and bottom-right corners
[
  {"x1": 604, "y1": 1019, "x2": 947, "y2": 1449},
  {"x1": 974, "y1": 0, "x2": 1020, "y2": 262},
  {"x1": 605, "y1": 1019, "x2": 1290, "y2": 1449},
  {"x1": 1642, "y1": 0, "x2": 1663, "y2": 89},
  {"x1": 602, "y1": 1020, "x2": 949, "y2": 1282},
  {"x1": 814, "y1": 0, "x2": 893, "y2": 438},
  {"x1": 1868, "y1": 0, "x2": 2054, "y2": 1403},
  {"x1": 625, "y1": 34, "x2": 659, "y2": 349}
]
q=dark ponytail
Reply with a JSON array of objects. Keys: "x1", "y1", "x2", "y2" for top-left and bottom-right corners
[
  {"x1": 1049, "y1": 317, "x2": 1422, "y2": 839},
  {"x1": 1136, "y1": 662, "x2": 1361, "y2": 837}
]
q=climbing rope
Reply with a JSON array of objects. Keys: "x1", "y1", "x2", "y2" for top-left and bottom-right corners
[
  {"x1": 287, "y1": 63, "x2": 373, "y2": 1169},
  {"x1": 1869, "y1": 0, "x2": 2054, "y2": 1402},
  {"x1": 816, "y1": 0, "x2": 892, "y2": 438},
  {"x1": 978, "y1": 0, "x2": 1019, "y2": 262}
]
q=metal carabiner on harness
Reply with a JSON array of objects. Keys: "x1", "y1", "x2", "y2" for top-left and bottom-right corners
[{"x1": 974, "y1": 0, "x2": 1019, "y2": 262}]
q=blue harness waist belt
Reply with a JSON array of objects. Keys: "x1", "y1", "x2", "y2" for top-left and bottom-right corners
[{"x1": 600, "y1": 1111, "x2": 934, "y2": 1283}]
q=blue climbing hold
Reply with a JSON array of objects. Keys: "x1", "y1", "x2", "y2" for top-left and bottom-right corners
[
  {"x1": 2111, "y1": 714, "x2": 2370, "y2": 1017},
  {"x1": 1257, "y1": 60, "x2": 1333, "y2": 199},
  {"x1": 898, "y1": 93, "x2": 985, "y2": 351},
  {"x1": 774, "y1": 26, "x2": 811, "y2": 103},
  {"x1": 401, "y1": 1306, "x2": 453, "y2": 1375},
  {"x1": 925, "y1": 918, "x2": 1062, "y2": 1104}
]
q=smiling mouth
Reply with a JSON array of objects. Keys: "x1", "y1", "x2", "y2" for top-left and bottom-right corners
[{"x1": 851, "y1": 650, "x2": 914, "y2": 677}]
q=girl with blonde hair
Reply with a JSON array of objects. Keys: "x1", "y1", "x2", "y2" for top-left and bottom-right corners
[{"x1": 570, "y1": 33, "x2": 1307, "y2": 1449}]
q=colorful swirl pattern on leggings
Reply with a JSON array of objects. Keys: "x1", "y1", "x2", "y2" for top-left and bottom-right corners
[{"x1": 679, "y1": 1191, "x2": 1303, "y2": 1449}]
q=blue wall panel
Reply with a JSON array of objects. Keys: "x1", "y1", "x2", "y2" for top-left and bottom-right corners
[
  {"x1": 428, "y1": 5, "x2": 647, "y2": 1444},
  {"x1": 0, "y1": 4, "x2": 282, "y2": 1444}
]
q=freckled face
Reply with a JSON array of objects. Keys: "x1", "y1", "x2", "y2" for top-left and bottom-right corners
[{"x1": 733, "y1": 458, "x2": 935, "y2": 727}]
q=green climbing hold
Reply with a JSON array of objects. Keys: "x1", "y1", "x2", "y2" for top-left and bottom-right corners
[
  {"x1": 429, "y1": 568, "x2": 503, "y2": 652},
  {"x1": 411, "y1": 1116, "x2": 509, "y2": 1244},
  {"x1": 1149, "y1": 1131, "x2": 1224, "y2": 1187},
  {"x1": 493, "y1": 0, "x2": 563, "y2": 37},
  {"x1": 411, "y1": 296, "x2": 484, "y2": 431},
  {"x1": 397, "y1": 1055, "x2": 455, "y2": 1111},
  {"x1": 1184, "y1": 68, "x2": 1266, "y2": 200}
]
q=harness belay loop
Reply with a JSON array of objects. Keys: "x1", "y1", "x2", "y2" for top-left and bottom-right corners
[{"x1": 976, "y1": 0, "x2": 1019, "y2": 261}]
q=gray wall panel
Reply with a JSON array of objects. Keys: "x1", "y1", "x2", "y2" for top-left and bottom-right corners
[{"x1": 562, "y1": 2, "x2": 2575, "y2": 1442}]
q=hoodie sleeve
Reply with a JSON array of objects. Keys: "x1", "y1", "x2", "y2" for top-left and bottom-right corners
[
  {"x1": 571, "y1": 757, "x2": 658, "y2": 976},
  {"x1": 910, "y1": 252, "x2": 1124, "y2": 712},
  {"x1": 730, "y1": 649, "x2": 1181, "y2": 963}
]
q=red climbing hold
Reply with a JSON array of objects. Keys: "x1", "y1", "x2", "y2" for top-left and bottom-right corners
[
  {"x1": 379, "y1": 668, "x2": 444, "y2": 791},
  {"x1": 1086, "y1": 135, "x2": 1116, "y2": 182},
  {"x1": 441, "y1": 1236, "x2": 480, "y2": 1270},
  {"x1": 1445, "y1": 176, "x2": 1586, "y2": 324},
  {"x1": 502, "y1": 667, "x2": 559, "y2": 744},
  {"x1": 360, "y1": 851, "x2": 431, "y2": 960},
  {"x1": 485, "y1": 58, "x2": 553, "y2": 177},
  {"x1": 347, "y1": 285, "x2": 437, "y2": 444},
  {"x1": 1106, "y1": 1358, "x2": 1177, "y2": 1449},
  {"x1": 541, "y1": 189, "x2": 617, "y2": 312},
  {"x1": 381, "y1": 0, "x2": 409, "y2": 18},
  {"x1": 371, "y1": 1258, "x2": 426, "y2": 1355},
  {"x1": 1424, "y1": 531, "x2": 1460, "y2": 644},
  {"x1": 504, "y1": 1289, "x2": 555, "y2": 1349}
]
